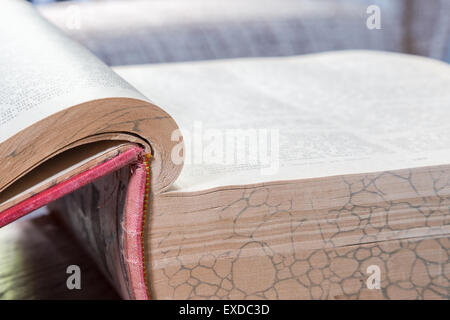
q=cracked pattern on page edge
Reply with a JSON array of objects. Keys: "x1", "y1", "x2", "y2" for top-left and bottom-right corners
[{"x1": 150, "y1": 168, "x2": 450, "y2": 299}]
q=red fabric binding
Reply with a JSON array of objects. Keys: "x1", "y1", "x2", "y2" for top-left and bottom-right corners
[{"x1": 0, "y1": 146, "x2": 142, "y2": 227}]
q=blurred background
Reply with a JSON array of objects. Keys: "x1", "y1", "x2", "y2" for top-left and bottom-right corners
[{"x1": 25, "y1": 0, "x2": 450, "y2": 65}]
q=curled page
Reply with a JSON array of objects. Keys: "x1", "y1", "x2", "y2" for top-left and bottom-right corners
[{"x1": 0, "y1": 0, "x2": 184, "y2": 211}]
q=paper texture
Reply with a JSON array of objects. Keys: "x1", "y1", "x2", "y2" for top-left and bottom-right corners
[
  {"x1": 0, "y1": 0, "x2": 145, "y2": 143},
  {"x1": 149, "y1": 164, "x2": 450, "y2": 299},
  {"x1": 114, "y1": 51, "x2": 450, "y2": 192}
]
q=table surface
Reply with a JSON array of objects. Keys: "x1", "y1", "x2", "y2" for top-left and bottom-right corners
[{"x1": 0, "y1": 208, "x2": 120, "y2": 300}]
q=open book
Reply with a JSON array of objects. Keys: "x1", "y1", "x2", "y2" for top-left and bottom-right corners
[{"x1": 1, "y1": 0, "x2": 449, "y2": 300}]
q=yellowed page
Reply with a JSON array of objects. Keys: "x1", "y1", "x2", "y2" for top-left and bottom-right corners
[
  {"x1": 114, "y1": 51, "x2": 450, "y2": 192},
  {"x1": 0, "y1": 0, "x2": 145, "y2": 144}
]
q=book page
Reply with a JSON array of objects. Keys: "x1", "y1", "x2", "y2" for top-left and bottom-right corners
[
  {"x1": 114, "y1": 50, "x2": 450, "y2": 192},
  {"x1": 0, "y1": 0, "x2": 145, "y2": 144}
]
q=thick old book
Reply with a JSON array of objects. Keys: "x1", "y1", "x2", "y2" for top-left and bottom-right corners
[{"x1": 1, "y1": 0, "x2": 449, "y2": 300}]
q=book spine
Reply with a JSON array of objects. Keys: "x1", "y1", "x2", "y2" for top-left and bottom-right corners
[{"x1": 49, "y1": 149, "x2": 150, "y2": 300}]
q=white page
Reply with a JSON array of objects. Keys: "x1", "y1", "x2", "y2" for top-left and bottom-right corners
[
  {"x1": 0, "y1": 0, "x2": 145, "y2": 144},
  {"x1": 115, "y1": 51, "x2": 450, "y2": 192}
]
